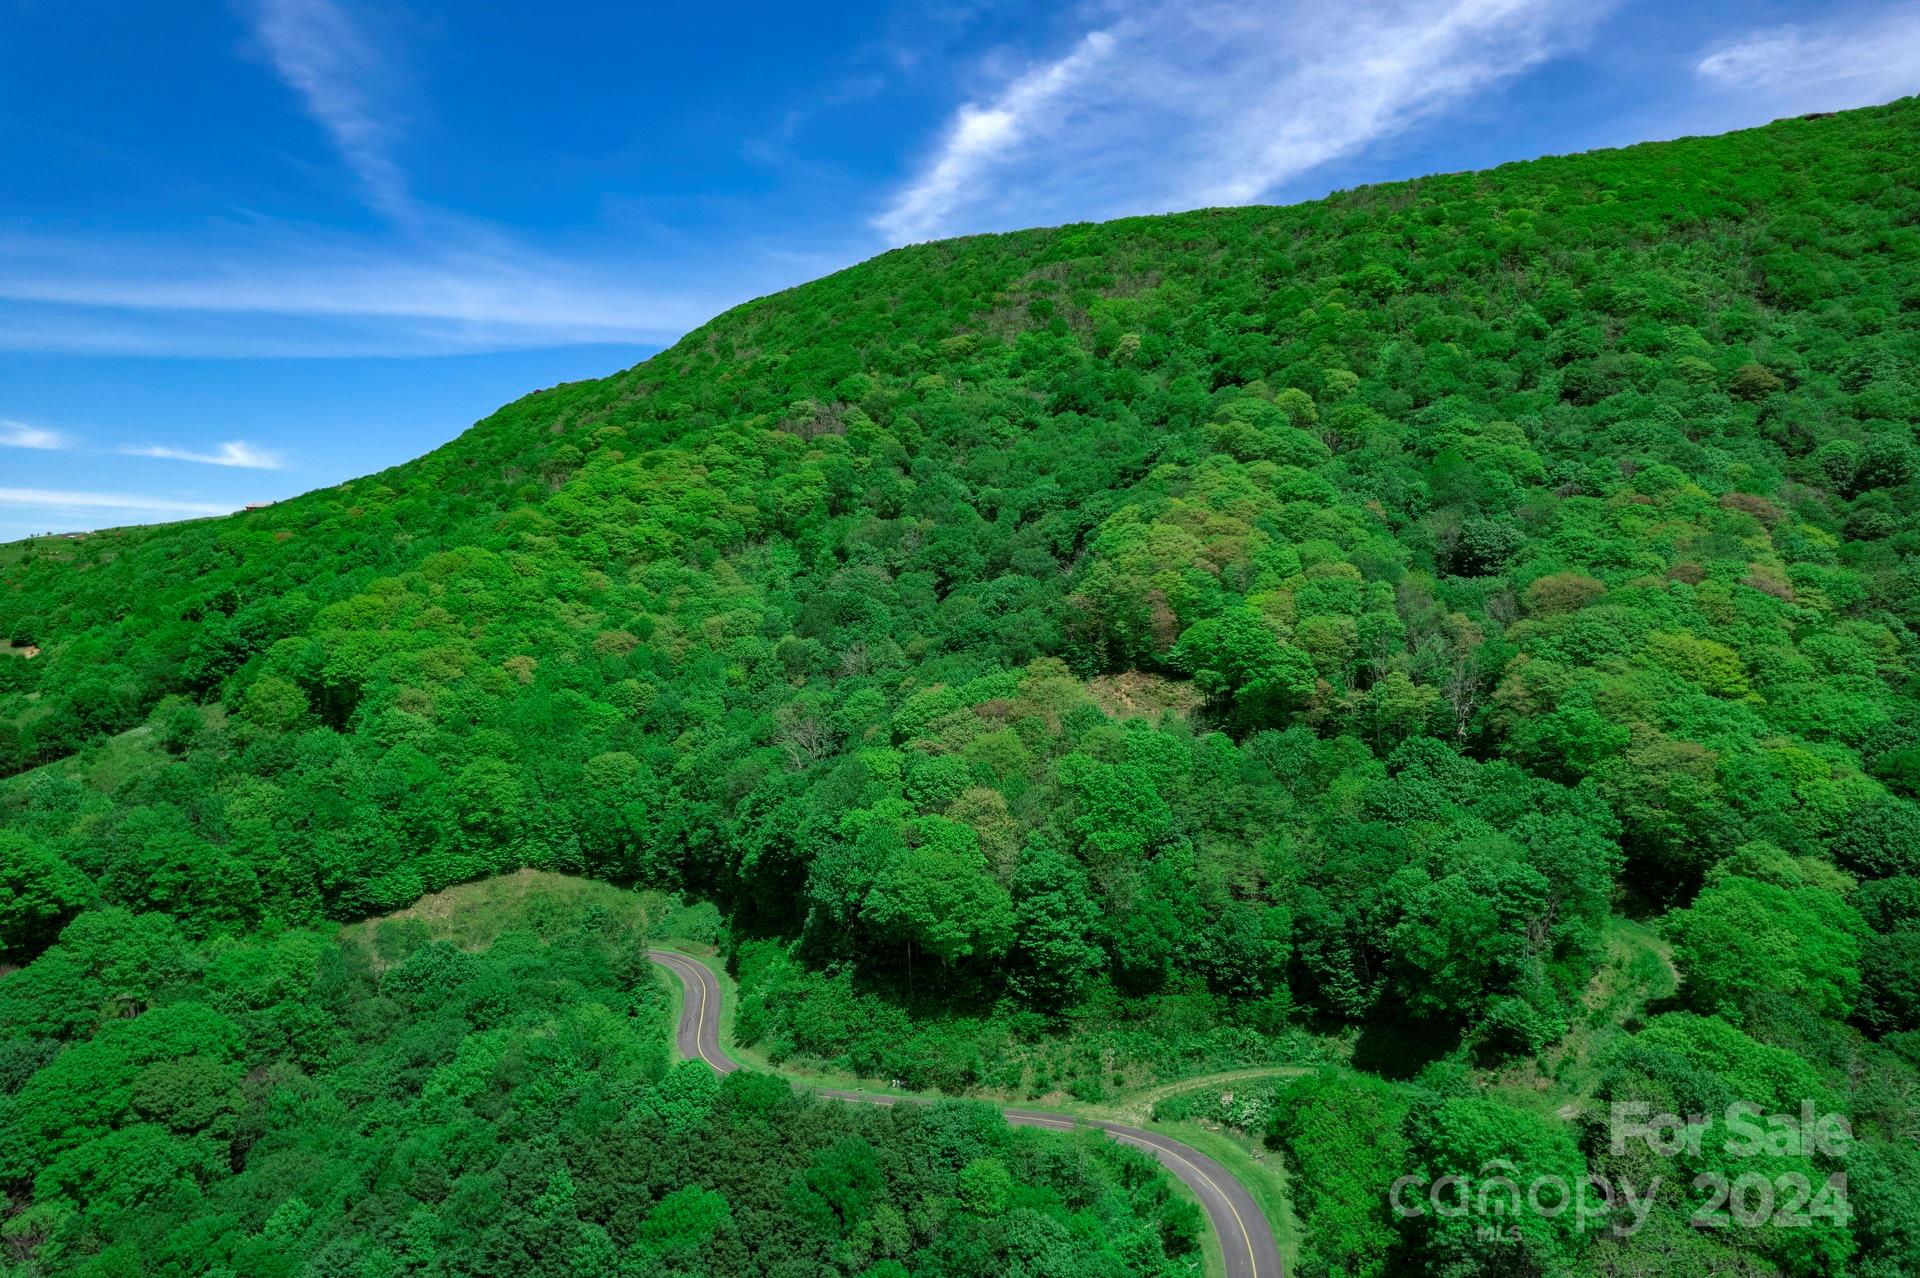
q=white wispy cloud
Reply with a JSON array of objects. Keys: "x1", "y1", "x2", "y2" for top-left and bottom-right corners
[
  {"x1": 122, "y1": 441, "x2": 285, "y2": 470},
  {"x1": 248, "y1": 0, "x2": 413, "y2": 220},
  {"x1": 0, "y1": 1, "x2": 753, "y2": 358},
  {"x1": 0, "y1": 227, "x2": 728, "y2": 356},
  {"x1": 0, "y1": 420, "x2": 69, "y2": 450},
  {"x1": 0, "y1": 228, "x2": 724, "y2": 357},
  {"x1": 0, "y1": 225, "x2": 712, "y2": 338},
  {"x1": 0, "y1": 488, "x2": 234, "y2": 517},
  {"x1": 1696, "y1": 7, "x2": 1920, "y2": 115},
  {"x1": 875, "y1": 0, "x2": 1607, "y2": 244},
  {"x1": 875, "y1": 30, "x2": 1116, "y2": 244}
]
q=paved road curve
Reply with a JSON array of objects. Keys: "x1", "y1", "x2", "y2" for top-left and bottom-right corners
[{"x1": 648, "y1": 948, "x2": 1283, "y2": 1278}]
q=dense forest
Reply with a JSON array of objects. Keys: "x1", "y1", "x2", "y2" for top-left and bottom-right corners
[
  {"x1": 4, "y1": 99, "x2": 1920, "y2": 1275},
  {"x1": 0, "y1": 880, "x2": 1197, "y2": 1276}
]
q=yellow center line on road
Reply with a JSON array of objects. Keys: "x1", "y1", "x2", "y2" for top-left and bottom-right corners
[
  {"x1": 1110, "y1": 1130, "x2": 1258, "y2": 1277},
  {"x1": 656, "y1": 952, "x2": 728, "y2": 1073}
]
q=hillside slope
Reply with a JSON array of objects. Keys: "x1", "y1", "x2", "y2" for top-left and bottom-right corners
[{"x1": 4, "y1": 100, "x2": 1920, "y2": 1276}]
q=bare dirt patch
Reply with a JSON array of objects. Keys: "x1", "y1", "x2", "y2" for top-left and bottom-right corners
[{"x1": 1086, "y1": 670, "x2": 1202, "y2": 722}]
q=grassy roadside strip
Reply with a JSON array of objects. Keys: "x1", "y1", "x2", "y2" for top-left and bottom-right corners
[{"x1": 652, "y1": 941, "x2": 1301, "y2": 1277}]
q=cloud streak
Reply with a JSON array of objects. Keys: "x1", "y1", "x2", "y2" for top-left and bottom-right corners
[
  {"x1": 122, "y1": 441, "x2": 285, "y2": 470},
  {"x1": 0, "y1": 488, "x2": 235, "y2": 518},
  {"x1": 875, "y1": 30, "x2": 1115, "y2": 244},
  {"x1": 0, "y1": 212, "x2": 737, "y2": 358},
  {"x1": 1, "y1": 420, "x2": 69, "y2": 450},
  {"x1": 0, "y1": 226, "x2": 710, "y2": 334},
  {"x1": 0, "y1": 258, "x2": 717, "y2": 357},
  {"x1": 875, "y1": 0, "x2": 1606, "y2": 244},
  {"x1": 248, "y1": 0, "x2": 414, "y2": 220},
  {"x1": 1695, "y1": 8, "x2": 1920, "y2": 115}
]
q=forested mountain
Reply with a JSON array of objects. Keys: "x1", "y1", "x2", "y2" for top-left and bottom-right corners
[{"x1": 4, "y1": 100, "x2": 1920, "y2": 1276}]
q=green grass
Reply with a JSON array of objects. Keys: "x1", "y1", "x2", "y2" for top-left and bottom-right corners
[
  {"x1": 16, "y1": 722, "x2": 163, "y2": 792},
  {"x1": 2, "y1": 703, "x2": 233, "y2": 795},
  {"x1": 1473, "y1": 913, "x2": 1680, "y2": 1120},
  {"x1": 341, "y1": 868, "x2": 672, "y2": 965},
  {"x1": 1537, "y1": 915, "x2": 1676, "y2": 1095},
  {"x1": 1117, "y1": 1065, "x2": 1315, "y2": 1125}
]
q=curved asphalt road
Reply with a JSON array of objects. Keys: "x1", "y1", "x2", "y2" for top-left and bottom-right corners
[{"x1": 648, "y1": 948, "x2": 1283, "y2": 1278}]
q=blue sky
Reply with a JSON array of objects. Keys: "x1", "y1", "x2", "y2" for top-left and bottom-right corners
[{"x1": 3, "y1": 0, "x2": 1918, "y2": 536}]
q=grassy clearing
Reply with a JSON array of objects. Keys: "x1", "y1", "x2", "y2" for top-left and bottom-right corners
[
  {"x1": 3, "y1": 703, "x2": 228, "y2": 794},
  {"x1": 11, "y1": 722, "x2": 162, "y2": 791},
  {"x1": 341, "y1": 868, "x2": 673, "y2": 968},
  {"x1": 75, "y1": 724, "x2": 159, "y2": 790},
  {"x1": 1553, "y1": 916, "x2": 1677, "y2": 1087},
  {"x1": 1474, "y1": 914, "x2": 1678, "y2": 1117},
  {"x1": 1116, "y1": 1065, "x2": 1315, "y2": 1125}
]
